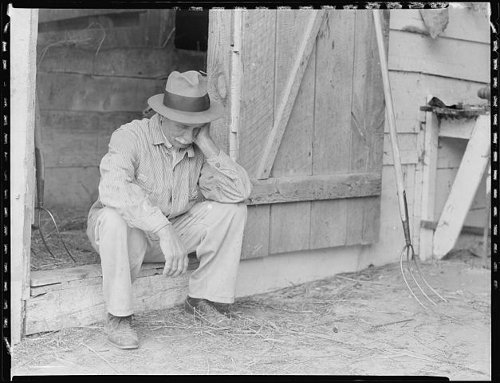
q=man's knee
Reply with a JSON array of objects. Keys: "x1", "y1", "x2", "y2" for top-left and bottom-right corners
[
  {"x1": 98, "y1": 207, "x2": 129, "y2": 232},
  {"x1": 209, "y1": 201, "x2": 247, "y2": 221}
]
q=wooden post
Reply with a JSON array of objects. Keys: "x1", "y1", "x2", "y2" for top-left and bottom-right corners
[
  {"x1": 229, "y1": 9, "x2": 243, "y2": 162},
  {"x1": 10, "y1": 7, "x2": 38, "y2": 344},
  {"x1": 419, "y1": 96, "x2": 439, "y2": 261}
]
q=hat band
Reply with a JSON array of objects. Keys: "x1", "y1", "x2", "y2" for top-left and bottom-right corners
[{"x1": 163, "y1": 91, "x2": 210, "y2": 112}]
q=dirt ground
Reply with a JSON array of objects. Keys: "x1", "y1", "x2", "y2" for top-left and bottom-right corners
[{"x1": 12, "y1": 249, "x2": 490, "y2": 379}]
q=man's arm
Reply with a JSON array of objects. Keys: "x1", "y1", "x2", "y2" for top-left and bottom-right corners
[
  {"x1": 99, "y1": 126, "x2": 170, "y2": 233},
  {"x1": 195, "y1": 125, "x2": 252, "y2": 203},
  {"x1": 99, "y1": 125, "x2": 188, "y2": 277}
]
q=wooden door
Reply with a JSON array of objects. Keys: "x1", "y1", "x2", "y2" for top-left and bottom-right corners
[{"x1": 208, "y1": 10, "x2": 389, "y2": 259}]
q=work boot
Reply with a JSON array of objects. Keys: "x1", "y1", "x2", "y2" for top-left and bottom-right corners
[
  {"x1": 184, "y1": 296, "x2": 232, "y2": 327},
  {"x1": 105, "y1": 313, "x2": 139, "y2": 349}
]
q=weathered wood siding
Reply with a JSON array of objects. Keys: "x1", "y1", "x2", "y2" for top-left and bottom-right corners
[
  {"x1": 365, "y1": 6, "x2": 490, "y2": 261},
  {"x1": 36, "y1": 9, "x2": 207, "y2": 211},
  {"x1": 208, "y1": 10, "x2": 389, "y2": 259}
]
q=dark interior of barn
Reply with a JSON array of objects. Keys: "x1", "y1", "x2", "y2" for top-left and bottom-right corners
[{"x1": 32, "y1": 9, "x2": 209, "y2": 271}]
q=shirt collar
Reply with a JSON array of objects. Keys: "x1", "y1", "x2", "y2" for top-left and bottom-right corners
[{"x1": 150, "y1": 114, "x2": 195, "y2": 158}]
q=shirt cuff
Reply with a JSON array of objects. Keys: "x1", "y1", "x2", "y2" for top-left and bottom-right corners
[{"x1": 149, "y1": 210, "x2": 171, "y2": 233}]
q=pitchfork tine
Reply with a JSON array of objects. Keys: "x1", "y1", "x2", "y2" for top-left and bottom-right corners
[
  {"x1": 400, "y1": 247, "x2": 428, "y2": 310},
  {"x1": 405, "y1": 246, "x2": 438, "y2": 306},
  {"x1": 410, "y1": 248, "x2": 448, "y2": 302}
]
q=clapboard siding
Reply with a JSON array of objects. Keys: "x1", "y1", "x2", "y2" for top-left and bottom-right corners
[
  {"x1": 383, "y1": 132, "x2": 419, "y2": 165},
  {"x1": 389, "y1": 8, "x2": 489, "y2": 44},
  {"x1": 380, "y1": 7, "x2": 490, "y2": 261},
  {"x1": 388, "y1": 30, "x2": 489, "y2": 83}
]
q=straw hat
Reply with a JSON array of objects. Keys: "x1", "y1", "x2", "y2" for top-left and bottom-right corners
[{"x1": 147, "y1": 70, "x2": 224, "y2": 124}]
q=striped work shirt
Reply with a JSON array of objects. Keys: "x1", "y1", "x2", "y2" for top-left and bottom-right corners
[{"x1": 89, "y1": 113, "x2": 252, "y2": 234}]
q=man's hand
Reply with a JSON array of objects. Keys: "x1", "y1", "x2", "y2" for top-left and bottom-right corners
[
  {"x1": 156, "y1": 225, "x2": 188, "y2": 277},
  {"x1": 193, "y1": 124, "x2": 220, "y2": 159}
]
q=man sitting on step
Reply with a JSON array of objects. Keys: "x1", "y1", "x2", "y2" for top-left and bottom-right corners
[{"x1": 86, "y1": 70, "x2": 252, "y2": 349}]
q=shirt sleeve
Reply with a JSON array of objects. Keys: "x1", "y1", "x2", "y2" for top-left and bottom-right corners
[
  {"x1": 98, "y1": 125, "x2": 170, "y2": 233},
  {"x1": 198, "y1": 150, "x2": 252, "y2": 203}
]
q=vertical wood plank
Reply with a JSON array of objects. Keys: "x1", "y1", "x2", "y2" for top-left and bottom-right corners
[
  {"x1": 310, "y1": 10, "x2": 356, "y2": 249},
  {"x1": 346, "y1": 10, "x2": 388, "y2": 245},
  {"x1": 269, "y1": 10, "x2": 316, "y2": 254},
  {"x1": 234, "y1": 10, "x2": 275, "y2": 258},
  {"x1": 270, "y1": 202, "x2": 311, "y2": 254},
  {"x1": 208, "y1": 10, "x2": 271, "y2": 259},
  {"x1": 256, "y1": 11, "x2": 324, "y2": 179},
  {"x1": 238, "y1": 9, "x2": 276, "y2": 177},
  {"x1": 11, "y1": 8, "x2": 39, "y2": 343},
  {"x1": 207, "y1": 9, "x2": 232, "y2": 153},
  {"x1": 272, "y1": 10, "x2": 315, "y2": 178},
  {"x1": 241, "y1": 205, "x2": 270, "y2": 259}
]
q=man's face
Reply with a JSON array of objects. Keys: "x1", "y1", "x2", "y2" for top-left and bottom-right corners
[{"x1": 161, "y1": 116, "x2": 207, "y2": 149}]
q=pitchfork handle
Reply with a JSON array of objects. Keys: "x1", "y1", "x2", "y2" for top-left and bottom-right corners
[{"x1": 373, "y1": 10, "x2": 409, "y2": 224}]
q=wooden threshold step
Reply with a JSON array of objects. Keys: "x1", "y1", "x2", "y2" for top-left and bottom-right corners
[{"x1": 25, "y1": 256, "x2": 199, "y2": 335}]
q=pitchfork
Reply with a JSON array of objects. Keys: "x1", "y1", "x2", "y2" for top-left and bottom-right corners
[{"x1": 373, "y1": 10, "x2": 447, "y2": 309}]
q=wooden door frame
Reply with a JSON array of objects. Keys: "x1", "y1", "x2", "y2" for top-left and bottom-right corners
[{"x1": 11, "y1": 7, "x2": 39, "y2": 344}]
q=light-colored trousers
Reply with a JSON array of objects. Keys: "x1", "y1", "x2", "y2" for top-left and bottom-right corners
[{"x1": 86, "y1": 201, "x2": 247, "y2": 317}]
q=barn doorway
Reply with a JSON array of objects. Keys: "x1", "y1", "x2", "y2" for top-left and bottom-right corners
[{"x1": 32, "y1": 9, "x2": 209, "y2": 272}]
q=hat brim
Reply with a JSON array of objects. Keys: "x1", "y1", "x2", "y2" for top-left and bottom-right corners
[{"x1": 147, "y1": 94, "x2": 224, "y2": 124}]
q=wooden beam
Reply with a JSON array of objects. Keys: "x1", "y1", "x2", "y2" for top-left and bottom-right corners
[
  {"x1": 421, "y1": 220, "x2": 489, "y2": 237},
  {"x1": 10, "y1": 8, "x2": 39, "y2": 344},
  {"x1": 31, "y1": 255, "x2": 199, "y2": 288},
  {"x1": 433, "y1": 115, "x2": 491, "y2": 258},
  {"x1": 38, "y1": 9, "x2": 144, "y2": 24},
  {"x1": 247, "y1": 172, "x2": 381, "y2": 205},
  {"x1": 25, "y1": 270, "x2": 194, "y2": 335},
  {"x1": 256, "y1": 10, "x2": 326, "y2": 180}
]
